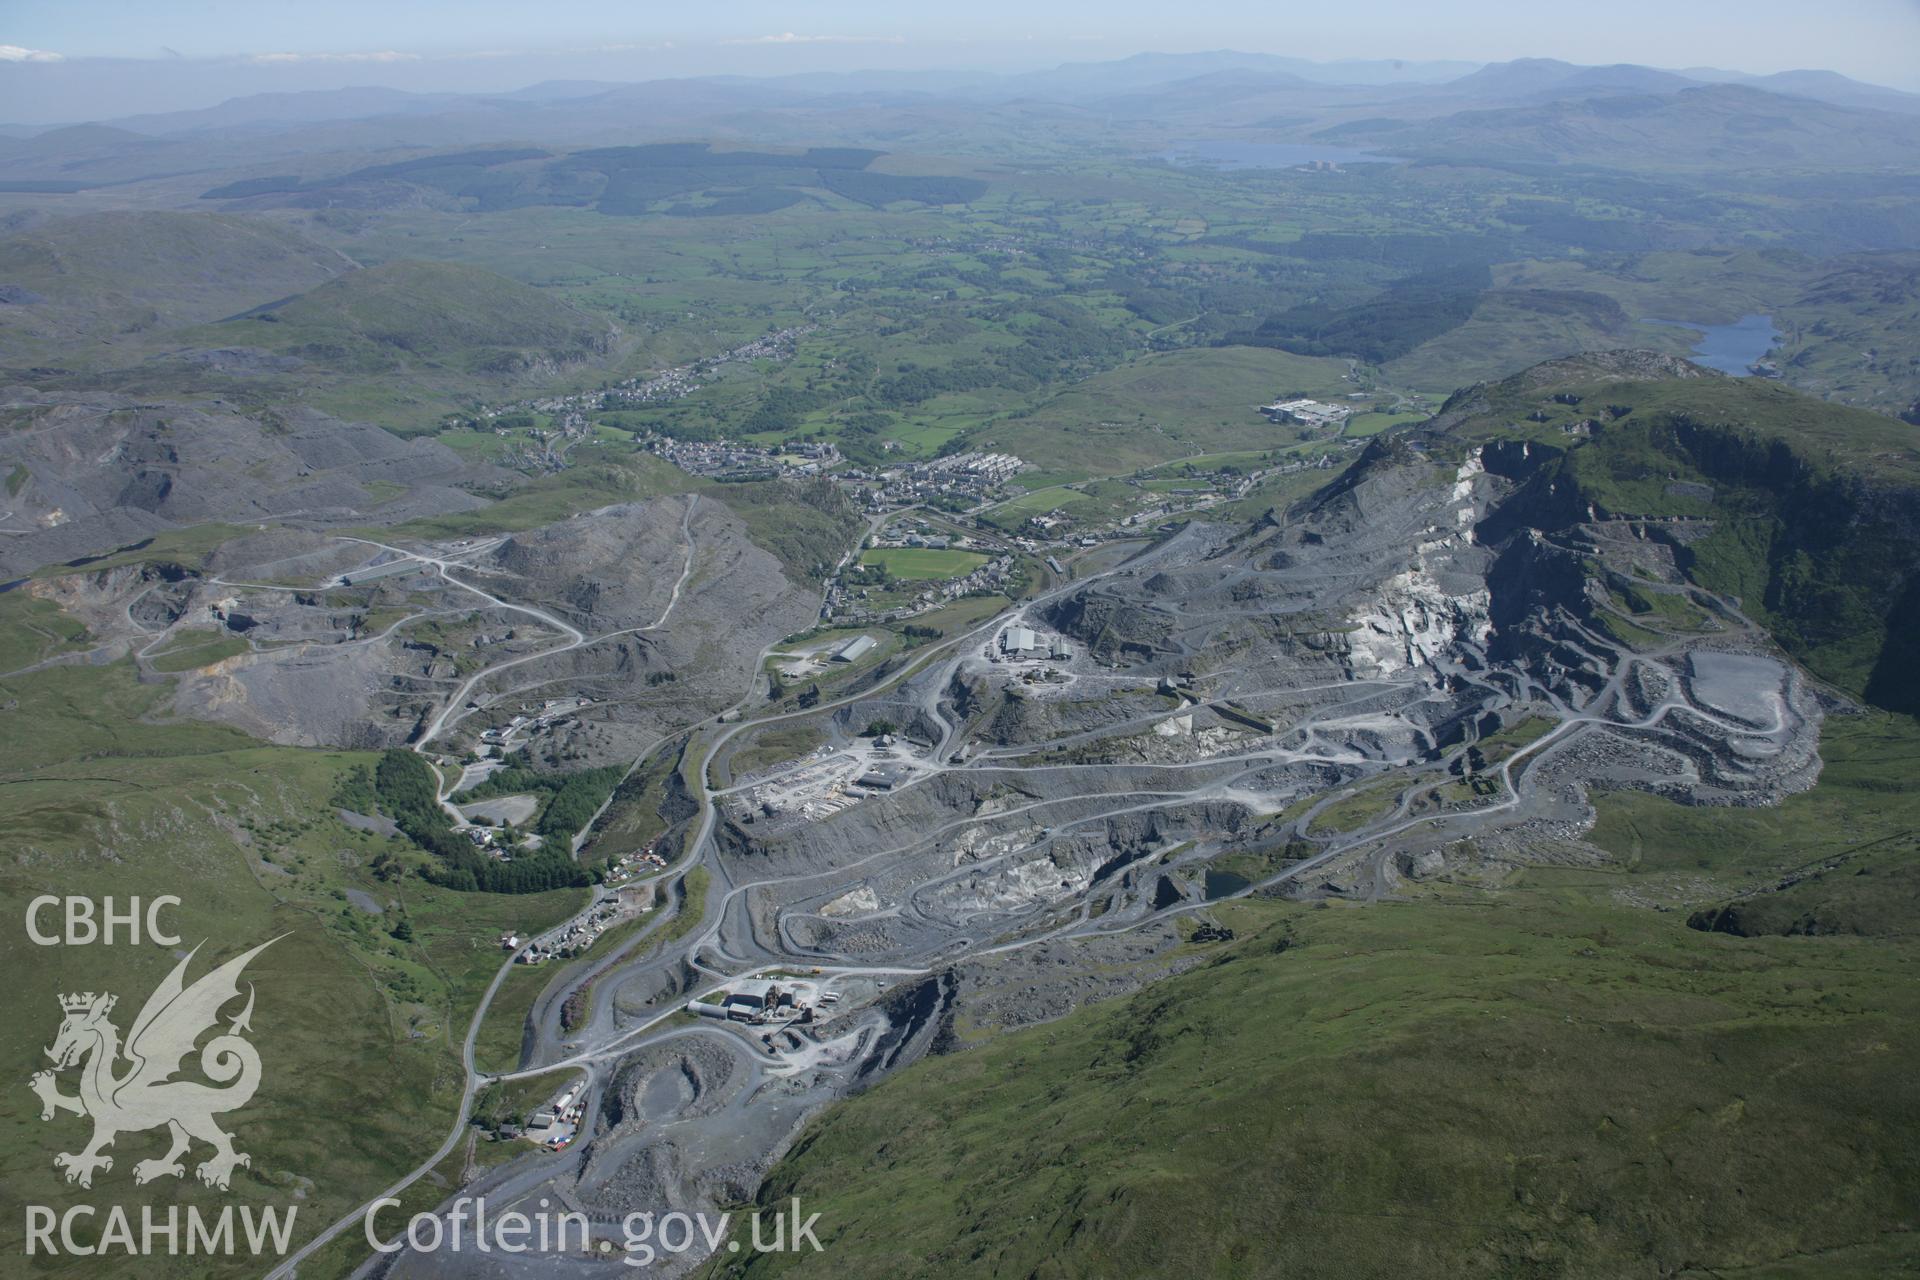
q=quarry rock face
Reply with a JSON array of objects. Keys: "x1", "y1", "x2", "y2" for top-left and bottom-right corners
[
  {"x1": 708, "y1": 440, "x2": 1818, "y2": 980},
  {"x1": 486, "y1": 416, "x2": 1835, "y2": 1251}
]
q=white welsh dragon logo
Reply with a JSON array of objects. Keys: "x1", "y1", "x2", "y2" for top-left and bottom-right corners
[{"x1": 28, "y1": 937, "x2": 279, "y2": 1191}]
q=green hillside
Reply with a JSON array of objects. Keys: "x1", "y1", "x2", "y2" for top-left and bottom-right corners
[
  {"x1": 213, "y1": 259, "x2": 617, "y2": 377},
  {"x1": 0, "y1": 210, "x2": 348, "y2": 308},
  {"x1": 1427, "y1": 355, "x2": 1920, "y2": 710},
  {"x1": 717, "y1": 713, "x2": 1920, "y2": 1280},
  {"x1": 0, "y1": 210, "x2": 352, "y2": 361},
  {"x1": 0, "y1": 658, "x2": 584, "y2": 1274},
  {"x1": 975, "y1": 345, "x2": 1352, "y2": 476}
]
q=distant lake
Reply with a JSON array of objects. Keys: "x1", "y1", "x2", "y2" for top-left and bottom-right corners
[
  {"x1": 1158, "y1": 141, "x2": 1401, "y2": 170},
  {"x1": 1646, "y1": 314, "x2": 1779, "y2": 376}
]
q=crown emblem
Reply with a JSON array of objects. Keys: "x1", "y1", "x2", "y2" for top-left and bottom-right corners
[{"x1": 59, "y1": 992, "x2": 113, "y2": 1015}]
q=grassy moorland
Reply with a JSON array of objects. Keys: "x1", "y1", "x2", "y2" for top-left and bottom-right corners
[
  {"x1": 0, "y1": 210, "x2": 352, "y2": 362},
  {"x1": 0, "y1": 656, "x2": 583, "y2": 1275},
  {"x1": 0, "y1": 591, "x2": 89, "y2": 673}
]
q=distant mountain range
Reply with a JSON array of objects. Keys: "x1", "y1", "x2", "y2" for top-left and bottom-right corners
[
  {"x1": 1, "y1": 52, "x2": 1916, "y2": 189},
  {"x1": 1314, "y1": 81, "x2": 1920, "y2": 169},
  {"x1": 4, "y1": 52, "x2": 1916, "y2": 142},
  {"x1": 1438, "y1": 57, "x2": 1920, "y2": 114}
]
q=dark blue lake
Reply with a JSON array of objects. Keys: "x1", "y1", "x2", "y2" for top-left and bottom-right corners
[
  {"x1": 1646, "y1": 314, "x2": 1779, "y2": 376},
  {"x1": 1204, "y1": 868, "x2": 1251, "y2": 900},
  {"x1": 1159, "y1": 141, "x2": 1400, "y2": 170}
]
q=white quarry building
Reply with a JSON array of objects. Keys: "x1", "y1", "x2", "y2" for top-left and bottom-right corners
[
  {"x1": 1261, "y1": 398, "x2": 1352, "y2": 429},
  {"x1": 1000, "y1": 625, "x2": 1042, "y2": 656}
]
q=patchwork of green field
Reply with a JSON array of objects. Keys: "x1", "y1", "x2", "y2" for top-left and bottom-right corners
[
  {"x1": 858, "y1": 548, "x2": 990, "y2": 580},
  {"x1": 11, "y1": 137, "x2": 1919, "y2": 475},
  {"x1": 189, "y1": 167, "x2": 1451, "y2": 459},
  {"x1": 982, "y1": 478, "x2": 1160, "y2": 532},
  {"x1": 968, "y1": 346, "x2": 1348, "y2": 475}
]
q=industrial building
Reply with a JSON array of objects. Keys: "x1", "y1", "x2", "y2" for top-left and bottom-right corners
[
  {"x1": 832, "y1": 634, "x2": 878, "y2": 663},
  {"x1": 689, "y1": 978, "x2": 819, "y2": 1025},
  {"x1": 1260, "y1": 397, "x2": 1352, "y2": 429},
  {"x1": 1000, "y1": 625, "x2": 1042, "y2": 656},
  {"x1": 725, "y1": 979, "x2": 778, "y2": 1013},
  {"x1": 856, "y1": 762, "x2": 912, "y2": 791}
]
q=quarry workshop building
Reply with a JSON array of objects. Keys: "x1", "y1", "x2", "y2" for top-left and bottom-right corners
[
  {"x1": 857, "y1": 762, "x2": 913, "y2": 790},
  {"x1": 832, "y1": 634, "x2": 878, "y2": 663},
  {"x1": 1001, "y1": 625, "x2": 1042, "y2": 657}
]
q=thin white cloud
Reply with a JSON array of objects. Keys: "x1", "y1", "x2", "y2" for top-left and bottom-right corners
[
  {"x1": 0, "y1": 44, "x2": 64, "y2": 62},
  {"x1": 457, "y1": 41, "x2": 677, "y2": 58},
  {"x1": 727, "y1": 32, "x2": 906, "y2": 46},
  {"x1": 248, "y1": 50, "x2": 422, "y2": 64}
]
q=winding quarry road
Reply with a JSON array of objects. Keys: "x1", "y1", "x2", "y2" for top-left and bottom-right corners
[
  {"x1": 268, "y1": 457, "x2": 1816, "y2": 1277},
  {"x1": 266, "y1": 499, "x2": 703, "y2": 1279}
]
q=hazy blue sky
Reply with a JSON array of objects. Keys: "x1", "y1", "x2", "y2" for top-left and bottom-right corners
[
  {"x1": 6, "y1": 0, "x2": 1917, "y2": 71},
  {"x1": 3, "y1": 0, "x2": 1919, "y2": 121}
]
